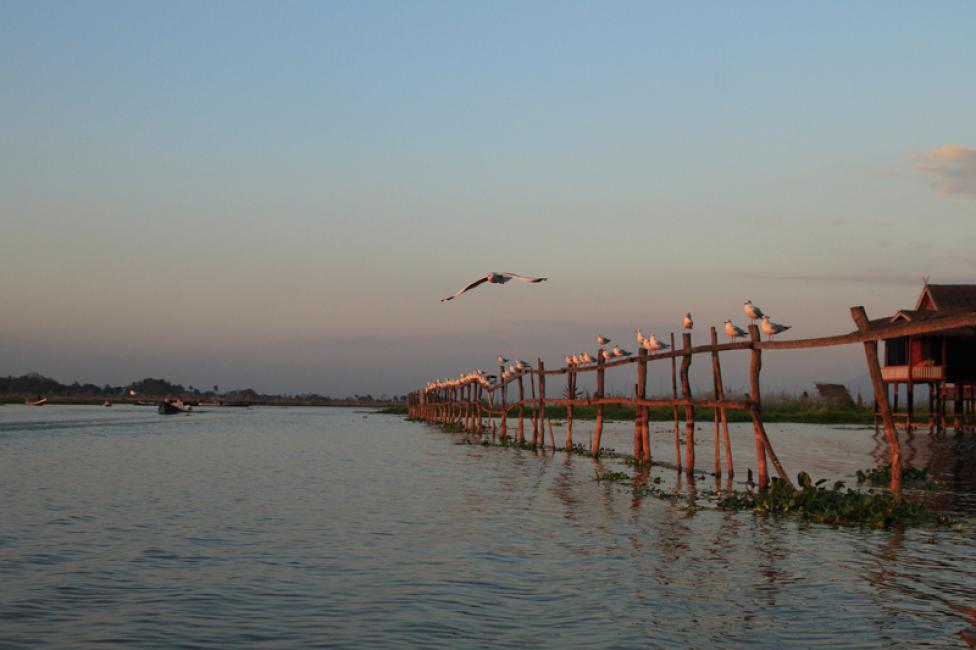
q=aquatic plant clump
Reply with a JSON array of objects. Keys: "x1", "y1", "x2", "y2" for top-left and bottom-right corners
[
  {"x1": 856, "y1": 464, "x2": 934, "y2": 489},
  {"x1": 717, "y1": 472, "x2": 950, "y2": 528}
]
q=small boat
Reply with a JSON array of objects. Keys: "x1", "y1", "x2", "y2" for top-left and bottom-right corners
[
  {"x1": 26, "y1": 397, "x2": 48, "y2": 406},
  {"x1": 158, "y1": 400, "x2": 191, "y2": 415},
  {"x1": 103, "y1": 400, "x2": 112, "y2": 407}
]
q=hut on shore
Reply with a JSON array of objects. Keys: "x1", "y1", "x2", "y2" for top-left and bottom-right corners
[{"x1": 870, "y1": 282, "x2": 976, "y2": 431}]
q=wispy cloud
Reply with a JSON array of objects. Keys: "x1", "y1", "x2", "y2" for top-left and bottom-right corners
[{"x1": 915, "y1": 144, "x2": 976, "y2": 197}]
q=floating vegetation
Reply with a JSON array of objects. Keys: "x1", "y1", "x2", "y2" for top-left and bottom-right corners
[
  {"x1": 856, "y1": 464, "x2": 935, "y2": 489},
  {"x1": 594, "y1": 470, "x2": 630, "y2": 483},
  {"x1": 717, "y1": 472, "x2": 950, "y2": 528}
]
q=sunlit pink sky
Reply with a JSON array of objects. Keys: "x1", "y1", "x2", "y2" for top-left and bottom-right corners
[{"x1": 1, "y1": 2, "x2": 974, "y2": 396}]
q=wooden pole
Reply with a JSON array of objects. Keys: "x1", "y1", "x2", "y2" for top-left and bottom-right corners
[
  {"x1": 670, "y1": 332, "x2": 681, "y2": 470},
  {"x1": 538, "y1": 359, "x2": 546, "y2": 449},
  {"x1": 530, "y1": 370, "x2": 539, "y2": 446},
  {"x1": 517, "y1": 374, "x2": 525, "y2": 443},
  {"x1": 592, "y1": 348, "x2": 606, "y2": 458},
  {"x1": 680, "y1": 332, "x2": 695, "y2": 474},
  {"x1": 499, "y1": 364, "x2": 507, "y2": 439},
  {"x1": 566, "y1": 367, "x2": 574, "y2": 449},
  {"x1": 851, "y1": 306, "x2": 902, "y2": 495},
  {"x1": 637, "y1": 348, "x2": 650, "y2": 463},
  {"x1": 748, "y1": 325, "x2": 769, "y2": 489},
  {"x1": 710, "y1": 326, "x2": 732, "y2": 477}
]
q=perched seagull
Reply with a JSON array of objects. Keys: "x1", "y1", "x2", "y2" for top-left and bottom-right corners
[
  {"x1": 636, "y1": 328, "x2": 648, "y2": 346},
  {"x1": 497, "y1": 355, "x2": 508, "y2": 365},
  {"x1": 564, "y1": 354, "x2": 573, "y2": 366},
  {"x1": 612, "y1": 346, "x2": 632, "y2": 357},
  {"x1": 596, "y1": 335, "x2": 611, "y2": 346},
  {"x1": 441, "y1": 272, "x2": 547, "y2": 302},
  {"x1": 760, "y1": 315, "x2": 792, "y2": 340},
  {"x1": 682, "y1": 313, "x2": 694, "y2": 330},
  {"x1": 646, "y1": 334, "x2": 669, "y2": 351},
  {"x1": 723, "y1": 319, "x2": 748, "y2": 341},
  {"x1": 599, "y1": 349, "x2": 613, "y2": 362},
  {"x1": 580, "y1": 352, "x2": 596, "y2": 364},
  {"x1": 743, "y1": 300, "x2": 764, "y2": 323}
]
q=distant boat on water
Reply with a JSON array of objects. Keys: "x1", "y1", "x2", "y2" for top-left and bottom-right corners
[
  {"x1": 158, "y1": 400, "x2": 191, "y2": 415},
  {"x1": 26, "y1": 397, "x2": 47, "y2": 406},
  {"x1": 103, "y1": 400, "x2": 112, "y2": 407}
]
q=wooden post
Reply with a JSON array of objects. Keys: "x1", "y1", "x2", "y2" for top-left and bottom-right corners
[
  {"x1": 748, "y1": 325, "x2": 769, "y2": 489},
  {"x1": 636, "y1": 348, "x2": 649, "y2": 463},
  {"x1": 538, "y1": 359, "x2": 546, "y2": 449},
  {"x1": 592, "y1": 348, "x2": 606, "y2": 458},
  {"x1": 710, "y1": 326, "x2": 732, "y2": 477},
  {"x1": 517, "y1": 374, "x2": 525, "y2": 443},
  {"x1": 529, "y1": 370, "x2": 539, "y2": 446},
  {"x1": 670, "y1": 332, "x2": 681, "y2": 470},
  {"x1": 852, "y1": 306, "x2": 902, "y2": 495},
  {"x1": 566, "y1": 367, "x2": 574, "y2": 449},
  {"x1": 680, "y1": 332, "x2": 695, "y2": 474},
  {"x1": 499, "y1": 364, "x2": 507, "y2": 439},
  {"x1": 906, "y1": 380, "x2": 914, "y2": 432}
]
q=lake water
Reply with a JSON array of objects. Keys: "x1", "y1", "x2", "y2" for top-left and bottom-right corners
[{"x1": 1, "y1": 405, "x2": 974, "y2": 648}]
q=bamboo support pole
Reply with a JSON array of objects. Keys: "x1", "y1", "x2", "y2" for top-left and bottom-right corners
[
  {"x1": 499, "y1": 364, "x2": 507, "y2": 439},
  {"x1": 636, "y1": 348, "x2": 649, "y2": 463},
  {"x1": 670, "y1": 332, "x2": 681, "y2": 470},
  {"x1": 680, "y1": 332, "x2": 695, "y2": 474},
  {"x1": 566, "y1": 367, "x2": 574, "y2": 448},
  {"x1": 538, "y1": 359, "x2": 546, "y2": 449},
  {"x1": 517, "y1": 375, "x2": 525, "y2": 443},
  {"x1": 851, "y1": 306, "x2": 902, "y2": 495},
  {"x1": 592, "y1": 348, "x2": 606, "y2": 457},
  {"x1": 748, "y1": 325, "x2": 769, "y2": 488},
  {"x1": 710, "y1": 327, "x2": 733, "y2": 477},
  {"x1": 530, "y1": 371, "x2": 539, "y2": 445}
]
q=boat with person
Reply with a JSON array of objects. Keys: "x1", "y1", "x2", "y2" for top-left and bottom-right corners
[
  {"x1": 26, "y1": 397, "x2": 47, "y2": 406},
  {"x1": 158, "y1": 399, "x2": 191, "y2": 415}
]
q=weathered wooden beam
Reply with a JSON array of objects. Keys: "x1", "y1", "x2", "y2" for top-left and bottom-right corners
[
  {"x1": 670, "y1": 332, "x2": 681, "y2": 470},
  {"x1": 852, "y1": 306, "x2": 902, "y2": 495},
  {"x1": 680, "y1": 332, "x2": 695, "y2": 474},
  {"x1": 592, "y1": 348, "x2": 606, "y2": 457}
]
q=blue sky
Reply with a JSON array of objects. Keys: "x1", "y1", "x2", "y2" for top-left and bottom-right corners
[{"x1": 1, "y1": 1, "x2": 974, "y2": 395}]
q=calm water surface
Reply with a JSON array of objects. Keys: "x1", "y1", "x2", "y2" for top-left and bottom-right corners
[{"x1": 1, "y1": 405, "x2": 974, "y2": 648}]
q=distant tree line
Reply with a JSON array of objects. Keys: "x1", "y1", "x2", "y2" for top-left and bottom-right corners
[{"x1": 0, "y1": 372, "x2": 406, "y2": 405}]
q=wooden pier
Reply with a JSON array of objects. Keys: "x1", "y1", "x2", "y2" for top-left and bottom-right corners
[{"x1": 408, "y1": 306, "x2": 976, "y2": 495}]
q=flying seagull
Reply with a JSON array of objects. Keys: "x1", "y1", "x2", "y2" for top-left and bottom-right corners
[
  {"x1": 596, "y1": 335, "x2": 611, "y2": 346},
  {"x1": 724, "y1": 320, "x2": 748, "y2": 341},
  {"x1": 682, "y1": 313, "x2": 693, "y2": 330},
  {"x1": 441, "y1": 272, "x2": 547, "y2": 302},
  {"x1": 743, "y1": 300, "x2": 764, "y2": 323},
  {"x1": 760, "y1": 315, "x2": 791, "y2": 340}
]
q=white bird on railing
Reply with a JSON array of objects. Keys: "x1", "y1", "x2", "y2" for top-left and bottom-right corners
[
  {"x1": 744, "y1": 300, "x2": 764, "y2": 323},
  {"x1": 612, "y1": 346, "x2": 632, "y2": 357},
  {"x1": 497, "y1": 355, "x2": 508, "y2": 365},
  {"x1": 564, "y1": 354, "x2": 573, "y2": 366},
  {"x1": 599, "y1": 349, "x2": 613, "y2": 362},
  {"x1": 682, "y1": 313, "x2": 693, "y2": 330},
  {"x1": 646, "y1": 334, "x2": 669, "y2": 351},
  {"x1": 760, "y1": 315, "x2": 791, "y2": 339},
  {"x1": 515, "y1": 359, "x2": 530, "y2": 371},
  {"x1": 441, "y1": 272, "x2": 547, "y2": 302},
  {"x1": 580, "y1": 352, "x2": 596, "y2": 364},
  {"x1": 724, "y1": 320, "x2": 748, "y2": 341},
  {"x1": 596, "y1": 335, "x2": 611, "y2": 345},
  {"x1": 636, "y1": 328, "x2": 649, "y2": 347}
]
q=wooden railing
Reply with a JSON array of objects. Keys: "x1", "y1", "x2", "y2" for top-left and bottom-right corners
[{"x1": 408, "y1": 308, "x2": 976, "y2": 495}]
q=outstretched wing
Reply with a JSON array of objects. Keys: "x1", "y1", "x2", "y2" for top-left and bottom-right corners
[
  {"x1": 441, "y1": 275, "x2": 490, "y2": 302},
  {"x1": 498, "y1": 272, "x2": 547, "y2": 283}
]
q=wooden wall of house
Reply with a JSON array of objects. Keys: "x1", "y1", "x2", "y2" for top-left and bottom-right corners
[{"x1": 947, "y1": 339, "x2": 976, "y2": 382}]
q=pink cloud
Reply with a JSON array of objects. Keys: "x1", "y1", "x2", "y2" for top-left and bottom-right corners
[{"x1": 915, "y1": 144, "x2": 976, "y2": 197}]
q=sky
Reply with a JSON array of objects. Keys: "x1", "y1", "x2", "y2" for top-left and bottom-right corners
[{"x1": 1, "y1": 1, "x2": 974, "y2": 397}]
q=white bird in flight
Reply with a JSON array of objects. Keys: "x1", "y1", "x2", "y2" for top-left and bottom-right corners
[
  {"x1": 760, "y1": 315, "x2": 792, "y2": 339},
  {"x1": 723, "y1": 320, "x2": 748, "y2": 341},
  {"x1": 596, "y1": 335, "x2": 611, "y2": 346},
  {"x1": 743, "y1": 300, "x2": 764, "y2": 323},
  {"x1": 441, "y1": 272, "x2": 547, "y2": 302},
  {"x1": 682, "y1": 313, "x2": 693, "y2": 330}
]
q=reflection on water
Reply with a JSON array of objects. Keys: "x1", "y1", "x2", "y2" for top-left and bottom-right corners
[{"x1": 0, "y1": 405, "x2": 974, "y2": 648}]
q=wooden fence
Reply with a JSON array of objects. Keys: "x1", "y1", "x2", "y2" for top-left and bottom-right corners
[{"x1": 408, "y1": 307, "x2": 976, "y2": 495}]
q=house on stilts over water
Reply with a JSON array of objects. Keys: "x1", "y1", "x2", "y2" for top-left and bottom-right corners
[{"x1": 871, "y1": 281, "x2": 976, "y2": 432}]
